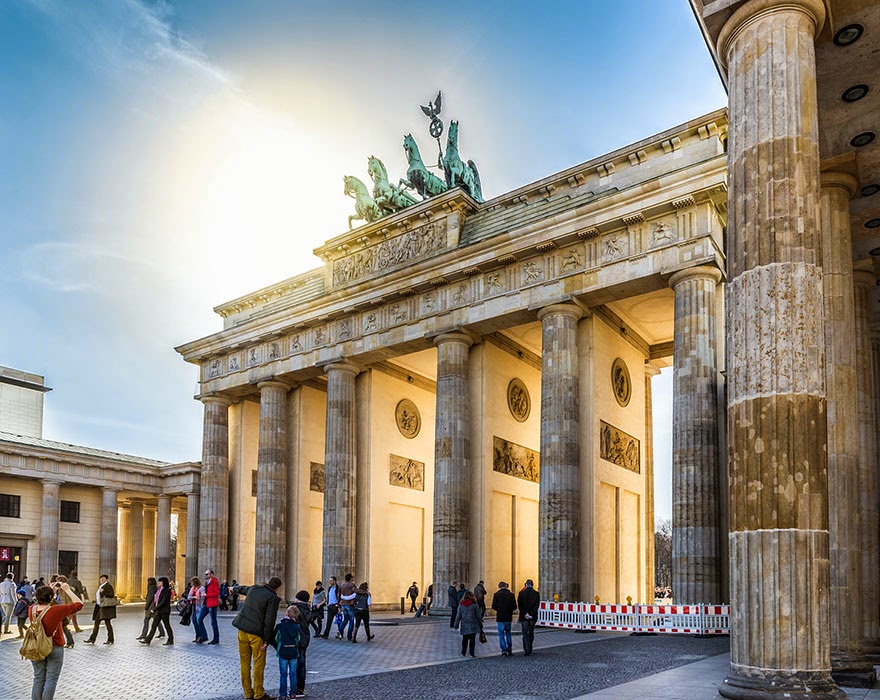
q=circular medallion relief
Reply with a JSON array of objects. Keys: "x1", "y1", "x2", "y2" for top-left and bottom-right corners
[
  {"x1": 507, "y1": 378, "x2": 531, "y2": 422},
  {"x1": 395, "y1": 399, "x2": 421, "y2": 439},
  {"x1": 611, "y1": 358, "x2": 632, "y2": 407}
]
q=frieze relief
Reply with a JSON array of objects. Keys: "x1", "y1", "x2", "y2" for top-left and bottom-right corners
[
  {"x1": 332, "y1": 219, "x2": 448, "y2": 287},
  {"x1": 389, "y1": 454, "x2": 425, "y2": 491},
  {"x1": 492, "y1": 436, "x2": 540, "y2": 483},
  {"x1": 600, "y1": 420, "x2": 640, "y2": 473},
  {"x1": 199, "y1": 202, "x2": 710, "y2": 384}
]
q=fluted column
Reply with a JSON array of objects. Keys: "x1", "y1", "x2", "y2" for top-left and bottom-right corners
[
  {"x1": 38, "y1": 479, "x2": 62, "y2": 578},
  {"x1": 155, "y1": 495, "x2": 173, "y2": 576},
  {"x1": 126, "y1": 499, "x2": 144, "y2": 601},
  {"x1": 644, "y1": 364, "x2": 660, "y2": 603},
  {"x1": 99, "y1": 488, "x2": 118, "y2": 580},
  {"x1": 669, "y1": 266, "x2": 722, "y2": 604},
  {"x1": 854, "y1": 270, "x2": 880, "y2": 650},
  {"x1": 431, "y1": 332, "x2": 473, "y2": 612},
  {"x1": 322, "y1": 363, "x2": 359, "y2": 579},
  {"x1": 255, "y1": 380, "x2": 289, "y2": 584},
  {"x1": 821, "y1": 171, "x2": 871, "y2": 680},
  {"x1": 185, "y1": 492, "x2": 200, "y2": 585},
  {"x1": 199, "y1": 396, "x2": 231, "y2": 578},
  {"x1": 717, "y1": 1, "x2": 841, "y2": 697},
  {"x1": 538, "y1": 304, "x2": 582, "y2": 602}
]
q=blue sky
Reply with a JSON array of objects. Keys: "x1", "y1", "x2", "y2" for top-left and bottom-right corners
[{"x1": 0, "y1": 0, "x2": 725, "y2": 522}]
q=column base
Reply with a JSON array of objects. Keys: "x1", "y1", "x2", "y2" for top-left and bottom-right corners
[
  {"x1": 720, "y1": 671, "x2": 845, "y2": 700},
  {"x1": 861, "y1": 638, "x2": 880, "y2": 662},
  {"x1": 830, "y1": 654, "x2": 876, "y2": 689}
]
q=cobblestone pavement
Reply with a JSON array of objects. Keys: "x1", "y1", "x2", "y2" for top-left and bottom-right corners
[{"x1": 0, "y1": 605, "x2": 729, "y2": 700}]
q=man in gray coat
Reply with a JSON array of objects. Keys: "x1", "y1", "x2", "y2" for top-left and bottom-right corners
[{"x1": 232, "y1": 576, "x2": 282, "y2": 700}]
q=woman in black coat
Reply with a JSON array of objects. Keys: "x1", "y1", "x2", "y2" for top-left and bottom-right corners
[
  {"x1": 139, "y1": 577, "x2": 158, "y2": 639},
  {"x1": 140, "y1": 576, "x2": 173, "y2": 645},
  {"x1": 84, "y1": 574, "x2": 117, "y2": 645}
]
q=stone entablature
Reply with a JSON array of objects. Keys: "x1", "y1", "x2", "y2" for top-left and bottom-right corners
[
  {"x1": 0, "y1": 433, "x2": 200, "y2": 495},
  {"x1": 177, "y1": 111, "x2": 728, "y2": 395}
]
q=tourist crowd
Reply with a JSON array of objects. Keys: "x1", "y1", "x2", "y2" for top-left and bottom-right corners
[{"x1": 4, "y1": 567, "x2": 543, "y2": 700}]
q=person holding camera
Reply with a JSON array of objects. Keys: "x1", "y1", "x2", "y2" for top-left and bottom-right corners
[{"x1": 26, "y1": 580, "x2": 83, "y2": 699}]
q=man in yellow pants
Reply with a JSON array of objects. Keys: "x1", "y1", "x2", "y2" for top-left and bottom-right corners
[{"x1": 232, "y1": 576, "x2": 283, "y2": 700}]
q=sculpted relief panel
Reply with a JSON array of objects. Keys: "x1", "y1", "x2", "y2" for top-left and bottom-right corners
[
  {"x1": 332, "y1": 219, "x2": 448, "y2": 286},
  {"x1": 389, "y1": 454, "x2": 425, "y2": 491},
  {"x1": 310, "y1": 462, "x2": 325, "y2": 493},
  {"x1": 600, "y1": 421, "x2": 640, "y2": 473},
  {"x1": 493, "y1": 436, "x2": 540, "y2": 483}
]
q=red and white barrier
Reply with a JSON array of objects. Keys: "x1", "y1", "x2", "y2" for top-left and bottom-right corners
[
  {"x1": 539, "y1": 601, "x2": 581, "y2": 629},
  {"x1": 537, "y1": 601, "x2": 730, "y2": 635}
]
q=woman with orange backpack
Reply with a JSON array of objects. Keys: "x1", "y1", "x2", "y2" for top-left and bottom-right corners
[{"x1": 21, "y1": 580, "x2": 83, "y2": 700}]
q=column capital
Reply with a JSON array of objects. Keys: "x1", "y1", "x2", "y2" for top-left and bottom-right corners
[
  {"x1": 668, "y1": 265, "x2": 723, "y2": 289},
  {"x1": 821, "y1": 171, "x2": 860, "y2": 198},
  {"x1": 257, "y1": 379, "x2": 293, "y2": 392},
  {"x1": 101, "y1": 486, "x2": 119, "y2": 495},
  {"x1": 854, "y1": 270, "x2": 875, "y2": 288},
  {"x1": 202, "y1": 395, "x2": 232, "y2": 407},
  {"x1": 644, "y1": 362, "x2": 662, "y2": 379},
  {"x1": 323, "y1": 361, "x2": 360, "y2": 377},
  {"x1": 536, "y1": 302, "x2": 583, "y2": 323},
  {"x1": 433, "y1": 331, "x2": 475, "y2": 348},
  {"x1": 716, "y1": 0, "x2": 826, "y2": 66},
  {"x1": 41, "y1": 478, "x2": 63, "y2": 488},
  {"x1": 157, "y1": 493, "x2": 171, "y2": 502}
]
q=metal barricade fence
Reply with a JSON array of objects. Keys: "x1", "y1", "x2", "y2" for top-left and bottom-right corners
[
  {"x1": 537, "y1": 601, "x2": 730, "y2": 635},
  {"x1": 582, "y1": 604, "x2": 641, "y2": 632}
]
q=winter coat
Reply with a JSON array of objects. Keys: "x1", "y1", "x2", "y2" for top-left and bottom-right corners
[
  {"x1": 273, "y1": 618, "x2": 300, "y2": 660},
  {"x1": 517, "y1": 586, "x2": 541, "y2": 623},
  {"x1": 144, "y1": 583, "x2": 158, "y2": 611},
  {"x1": 293, "y1": 601, "x2": 312, "y2": 649},
  {"x1": 447, "y1": 585, "x2": 459, "y2": 608},
  {"x1": 354, "y1": 588, "x2": 371, "y2": 612},
  {"x1": 455, "y1": 599, "x2": 483, "y2": 636},
  {"x1": 92, "y1": 582, "x2": 117, "y2": 621},
  {"x1": 491, "y1": 588, "x2": 517, "y2": 622},
  {"x1": 148, "y1": 586, "x2": 172, "y2": 615},
  {"x1": 0, "y1": 579, "x2": 16, "y2": 604},
  {"x1": 233, "y1": 584, "x2": 281, "y2": 644}
]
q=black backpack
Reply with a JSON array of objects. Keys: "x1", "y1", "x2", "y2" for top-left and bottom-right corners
[{"x1": 295, "y1": 604, "x2": 311, "y2": 650}]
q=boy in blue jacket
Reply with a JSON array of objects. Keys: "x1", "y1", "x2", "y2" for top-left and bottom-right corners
[{"x1": 273, "y1": 606, "x2": 301, "y2": 700}]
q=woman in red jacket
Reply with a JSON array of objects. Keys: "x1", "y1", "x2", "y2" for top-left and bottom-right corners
[{"x1": 29, "y1": 581, "x2": 83, "y2": 700}]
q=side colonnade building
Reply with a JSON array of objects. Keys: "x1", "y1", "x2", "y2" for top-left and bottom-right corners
[
  {"x1": 0, "y1": 366, "x2": 201, "y2": 600},
  {"x1": 176, "y1": 110, "x2": 731, "y2": 611}
]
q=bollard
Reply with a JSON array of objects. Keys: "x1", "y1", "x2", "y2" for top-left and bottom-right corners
[{"x1": 400, "y1": 596, "x2": 405, "y2": 615}]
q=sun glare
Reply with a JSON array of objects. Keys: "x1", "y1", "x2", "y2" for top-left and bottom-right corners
[{"x1": 159, "y1": 92, "x2": 350, "y2": 303}]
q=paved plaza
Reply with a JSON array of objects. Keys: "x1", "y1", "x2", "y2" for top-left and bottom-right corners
[{"x1": 2, "y1": 606, "x2": 878, "y2": 700}]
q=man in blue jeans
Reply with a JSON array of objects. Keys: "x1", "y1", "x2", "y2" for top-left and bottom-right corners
[
  {"x1": 337, "y1": 574, "x2": 357, "y2": 640},
  {"x1": 197, "y1": 570, "x2": 221, "y2": 644},
  {"x1": 491, "y1": 581, "x2": 517, "y2": 656}
]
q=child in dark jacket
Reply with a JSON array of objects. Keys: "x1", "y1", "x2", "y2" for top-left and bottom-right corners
[
  {"x1": 13, "y1": 590, "x2": 29, "y2": 637},
  {"x1": 273, "y1": 606, "x2": 301, "y2": 700}
]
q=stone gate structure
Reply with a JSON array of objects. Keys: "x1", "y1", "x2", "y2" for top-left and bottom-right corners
[{"x1": 176, "y1": 109, "x2": 730, "y2": 611}]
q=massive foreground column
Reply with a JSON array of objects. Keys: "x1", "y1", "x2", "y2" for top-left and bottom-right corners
[
  {"x1": 432, "y1": 332, "x2": 473, "y2": 612},
  {"x1": 854, "y1": 270, "x2": 880, "y2": 652},
  {"x1": 821, "y1": 172, "x2": 873, "y2": 683},
  {"x1": 538, "y1": 304, "x2": 582, "y2": 602},
  {"x1": 198, "y1": 397, "x2": 231, "y2": 577},
  {"x1": 99, "y1": 488, "x2": 118, "y2": 580},
  {"x1": 322, "y1": 363, "x2": 359, "y2": 579},
  {"x1": 155, "y1": 495, "x2": 172, "y2": 576},
  {"x1": 718, "y1": 1, "x2": 841, "y2": 697},
  {"x1": 669, "y1": 266, "x2": 722, "y2": 604},
  {"x1": 38, "y1": 479, "x2": 62, "y2": 578},
  {"x1": 255, "y1": 381, "x2": 289, "y2": 583}
]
